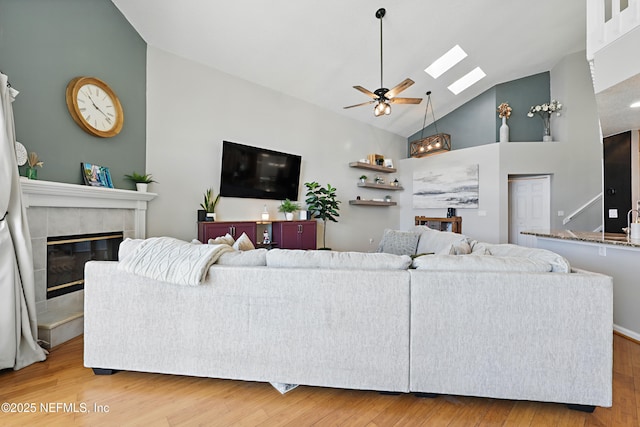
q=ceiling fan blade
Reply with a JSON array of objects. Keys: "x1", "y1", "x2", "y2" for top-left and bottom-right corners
[
  {"x1": 386, "y1": 78, "x2": 415, "y2": 99},
  {"x1": 390, "y1": 97, "x2": 422, "y2": 105},
  {"x1": 344, "y1": 100, "x2": 375, "y2": 109},
  {"x1": 353, "y1": 86, "x2": 378, "y2": 99}
]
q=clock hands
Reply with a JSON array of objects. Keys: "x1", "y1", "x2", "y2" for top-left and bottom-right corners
[{"x1": 83, "y1": 90, "x2": 112, "y2": 124}]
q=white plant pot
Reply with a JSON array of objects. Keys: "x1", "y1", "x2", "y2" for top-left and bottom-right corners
[
  {"x1": 136, "y1": 183, "x2": 148, "y2": 192},
  {"x1": 206, "y1": 212, "x2": 216, "y2": 221},
  {"x1": 285, "y1": 212, "x2": 294, "y2": 221}
]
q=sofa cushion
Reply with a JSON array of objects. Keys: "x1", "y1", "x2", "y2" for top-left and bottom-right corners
[
  {"x1": 412, "y1": 254, "x2": 553, "y2": 272},
  {"x1": 377, "y1": 229, "x2": 421, "y2": 256},
  {"x1": 413, "y1": 226, "x2": 470, "y2": 255},
  {"x1": 486, "y1": 244, "x2": 571, "y2": 273},
  {"x1": 217, "y1": 249, "x2": 267, "y2": 266},
  {"x1": 267, "y1": 249, "x2": 412, "y2": 270},
  {"x1": 232, "y1": 232, "x2": 255, "y2": 251}
]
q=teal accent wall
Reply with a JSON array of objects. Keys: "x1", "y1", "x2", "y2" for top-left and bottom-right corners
[
  {"x1": 408, "y1": 72, "x2": 550, "y2": 152},
  {"x1": 0, "y1": 0, "x2": 146, "y2": 189}
]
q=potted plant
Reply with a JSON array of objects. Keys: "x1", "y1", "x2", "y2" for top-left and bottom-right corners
[
  {"x1": 200, "y1": 188, "x2": 221, "y2": 221},
  {"x1": 124, "y1": 172, "x2": 157, "y2": 192},
  {"x1": 26, "y1": 152, "x2": 44, "y2": 180},
  {"x1": 278, "y1": 198, "x2": 300, "y2": 221},
  {"x1": 359, "y1": 174, "x2": 367, "y2": 183},
  {"x1": 304, "y1": 181, "x2": 341, "y2": 250}
]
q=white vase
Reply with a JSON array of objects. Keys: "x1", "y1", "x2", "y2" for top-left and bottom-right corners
[
  {"x1": 206, "y1": 212, "x2": 216, "y2": 221},
  {"x1": 499, "y1": 116, "x2": 509, "y2": 143},
  {"x1": 285, "y1": 212, "x2": 294, "y2": 221},
  {"x1": 136, "y1": 183, "x2": 148, "y2": 192}
]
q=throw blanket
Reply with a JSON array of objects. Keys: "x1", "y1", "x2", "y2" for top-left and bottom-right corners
[{"x1": 118, "y1": 237, "x2": 233, "y2": 286}]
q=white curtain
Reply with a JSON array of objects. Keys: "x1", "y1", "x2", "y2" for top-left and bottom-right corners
[{"x1": 0, "y1": 72, "x2": 47, "y2": 370}]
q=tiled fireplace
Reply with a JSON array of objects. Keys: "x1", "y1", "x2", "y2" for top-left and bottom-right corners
[{"x1": 20, "y1": 178, "x2": 156, "y2": 348}]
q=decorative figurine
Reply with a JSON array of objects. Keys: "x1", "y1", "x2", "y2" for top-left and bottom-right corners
[{"x1": 263, "y1": 229, "x2": 270, "y2": 244}]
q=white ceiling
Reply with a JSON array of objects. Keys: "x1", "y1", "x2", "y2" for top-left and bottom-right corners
[{"x1": 111, "y1": 0, "x2": 588, "y2": 137}]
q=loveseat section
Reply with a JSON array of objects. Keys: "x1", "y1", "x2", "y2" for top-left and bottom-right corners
[
  {"x1": 84, "y1": 262, "x2": 411, "y2": 393},
  {"x1": 408, "y1": 268, "x2": 613, "y2": 408}
]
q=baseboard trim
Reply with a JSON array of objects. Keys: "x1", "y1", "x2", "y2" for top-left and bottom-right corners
[{"x1": 613, "y1": 324, "x2": 640, "y2": 344}]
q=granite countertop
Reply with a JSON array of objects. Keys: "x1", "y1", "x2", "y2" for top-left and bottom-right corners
[{"x1": 521, "y1": 230, "x2": 640, "y2": 249}]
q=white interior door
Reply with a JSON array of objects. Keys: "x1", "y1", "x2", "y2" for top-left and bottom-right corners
[{"x1": 508, "y1": 175, "x2": 551, "y2": 246}]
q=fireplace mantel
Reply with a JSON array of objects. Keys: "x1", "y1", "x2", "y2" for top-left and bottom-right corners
[{"x1": 20, "y1": 178, "x2": 157, "y2": 239}]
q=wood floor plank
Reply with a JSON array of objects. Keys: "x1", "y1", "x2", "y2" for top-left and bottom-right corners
[{"x1": 1, "y1": 334, "x2": 640, "y2": 426}]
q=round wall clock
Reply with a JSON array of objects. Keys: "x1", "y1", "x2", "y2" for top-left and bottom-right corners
[{"x1": 65, "y1": 76, "x2": 124, "y2": 138}]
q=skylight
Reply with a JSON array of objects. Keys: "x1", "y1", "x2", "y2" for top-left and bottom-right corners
[
  {"x1": 424, "y1": 45, "x2": 467, "y2": 79},
  {"x1": 631, "y1": 101, "x2": 640, "y2": 108},
  {"x1": 447, "y1": 67, "x2": 486, "y2": 95}
]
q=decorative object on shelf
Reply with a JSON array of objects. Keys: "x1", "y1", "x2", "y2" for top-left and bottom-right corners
[
  {"x1": 497, "y1": 102, "x2": 512, "y2": 143},
  {"x1": 527, "y1": 100, "x2": 562, "y2": 142},
  {"x1": 299, "y1": 210, "x2": 307, "y2": 220},
  {"x1": 413, "y1": 164, "x2": 479, "y2": 209},
  {"x1": 384, "y1": 159, "x2": 394, "y2": 168},
  {"x1": 392, "y1": 178, "x2": 400, "y2": 187},
  {"x1": 26, "y1": 151, "x2": 43, "y2": 180},
  {"x1": 278, "y1": 198, "x2": 300, "y2": 221},
  {"x1": 200, "y1": 188, "x2": 220, "y2": 221},
  {"x1": 410, "y1": 91, "x2": 451, "y2": 157},
  {"x1": 359, "y1": 175, "x2": 367, "y2": 183},
  {"x1": 374, "y1": 176, "x2": 385, "y2": 184},
  {"x1": 263, "y1": 229, "x2": 271, "y2": 244},
  {"x1": 384, "y1": 195, "x2": 392, "y2": 202},
  {"x1": 261, "y1": 205, "x2": 270, "y2": 221},
  {"x1": 343, "y1": 8, "x2": 422, "y2": 117},
  {"x1": 66, "y1": 76, "x2": 124, "y2": 138},
  {"x1": 81, "y1": 162, "x2": 113, "y2": 188},
  {"x1": 304, "y1": 181, "x2": 341, "y2": 250},
  {"x1": 447, "y1": 207, "x2": 457, "y2": 218},
  {"x1": 15, "y1": 141, "x2": 27, "y2": 166},
  {"x1": 124, "y1": 172, "x2": 156, "y2": 192}
]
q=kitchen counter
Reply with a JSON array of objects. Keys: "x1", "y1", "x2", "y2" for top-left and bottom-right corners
[{"x1": 521, "y1": 230, "x2": 640, "y2": 249}]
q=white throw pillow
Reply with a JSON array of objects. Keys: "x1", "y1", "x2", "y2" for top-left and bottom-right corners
[
  {"x1": 118, "y1": 238, "x2": 144, "y2": 261},
  {"x1": 232, "y1": 232, "x2": 256, "y2": 251}
]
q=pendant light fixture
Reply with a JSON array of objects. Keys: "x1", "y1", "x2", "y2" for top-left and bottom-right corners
[{"x1": 410, "y1": 91, "x2": 451, "y2": 157}]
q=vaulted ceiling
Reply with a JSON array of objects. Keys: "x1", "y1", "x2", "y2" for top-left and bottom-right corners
[{"x1": 111, "y1": 1, "x2": 587, "y2": 137}]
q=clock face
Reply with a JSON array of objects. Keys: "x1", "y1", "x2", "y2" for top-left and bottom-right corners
[
  {"x1": 66, "y1": 76, "x2": 123, "y2": 138},
  {"x1": 76, "y1": 83, "x2": 117, "y2": 132}
]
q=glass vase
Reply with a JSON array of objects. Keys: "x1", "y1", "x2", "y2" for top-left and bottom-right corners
[{"x1": 26, "y1": 167, "x2": 38, "y2": 180}]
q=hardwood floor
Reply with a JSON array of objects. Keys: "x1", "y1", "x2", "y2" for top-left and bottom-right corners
[{"x1": 1, "y1": 334, "x2": 639, "y2": 426}]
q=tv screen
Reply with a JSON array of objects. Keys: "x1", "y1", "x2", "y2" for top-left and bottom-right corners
[{"x1": 220, "y1": 141, "x2": 302, "y2": 201}]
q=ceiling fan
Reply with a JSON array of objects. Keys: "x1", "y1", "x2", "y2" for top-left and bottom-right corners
[{"x1": 344, "y1": 8, "x2": 422, "y2": 116}]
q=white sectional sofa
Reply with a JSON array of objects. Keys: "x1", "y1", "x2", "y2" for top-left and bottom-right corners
[{"x1": 83, "y1": 228, "x2": 613, "y2": 411}]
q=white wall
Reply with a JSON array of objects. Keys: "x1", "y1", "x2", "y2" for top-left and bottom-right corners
[
  {"x1": 399, "y1": 52, "x2": 603, "y2": 243},
  {"x1": 145, "y1": 47, "x2": 406, "y2": 251}
]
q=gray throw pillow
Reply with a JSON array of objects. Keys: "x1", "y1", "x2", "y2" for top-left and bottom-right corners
[{"x1": 377, "y1": 229, "x2": 421, "y2": 256}]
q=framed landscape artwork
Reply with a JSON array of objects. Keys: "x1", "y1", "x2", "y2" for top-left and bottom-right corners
[
  {"x1": 81, "y1": 162, "x2": 114, "y2": 188},
  {"x1": 413, "y1": 164, "x2": 479, "y2": 208}
]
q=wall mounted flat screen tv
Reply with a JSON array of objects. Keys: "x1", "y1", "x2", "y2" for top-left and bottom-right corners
[{"x1": 220, "y1": 141, "x2": 302, "y2": 201}]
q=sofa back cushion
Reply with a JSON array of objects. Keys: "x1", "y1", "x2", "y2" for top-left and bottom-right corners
[
  {"x1": 377, "y1": 229, "x2": 421, "y2": 255},
  {"x1": 412, "y1": 254, "x2": 553, "y2": 272},
  {"x1": 486, "y1": 244, "x2": 571, "y2": 273},
  {"x1": 217, "y1": 248, "x2": 267, "y2": 266},
  {"x1": 413, "y1": 226, "x2": 471, "y2": 255},
  {"x1": 266, "y1": 249, "x2": 412, "y2": 270}
]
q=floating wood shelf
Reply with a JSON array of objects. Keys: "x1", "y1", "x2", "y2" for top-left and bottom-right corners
[
  {"x1": 349, "y1": 200, "x2": 397, "y2": 206},
  {"x1": 348, "y1": 162, "x2": 396, "y2": 173},
  {"x1": 357, "y1": 182, "x2": 403, "y2": 191}
]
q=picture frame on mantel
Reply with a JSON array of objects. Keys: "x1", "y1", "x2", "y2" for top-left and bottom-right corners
[{"x1": 81, "y1": 162, "x2": 114, "y2": 188}]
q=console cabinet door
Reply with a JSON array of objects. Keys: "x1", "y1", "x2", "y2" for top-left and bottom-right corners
[
  {"x1": 273, "y1": 221, "x2": 316, "y2": 250},
  {"x1": 198, "y1": 221, "x2": 257, "y2": 244}
]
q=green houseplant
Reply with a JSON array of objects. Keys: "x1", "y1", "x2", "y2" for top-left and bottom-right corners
[
  {"x1": 278, "y1": 198, "x2": 300, "y2": 220},
  {"x1": 304, "y1": 181, "x2": 341, "y2": 250},
  {"x1": 200, "y1": 188, "x2": 221, "y2": 221},
  {"x1": 124, "y1": 172, "x2": 156, "y2": 192}
]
